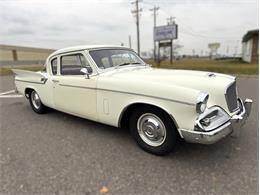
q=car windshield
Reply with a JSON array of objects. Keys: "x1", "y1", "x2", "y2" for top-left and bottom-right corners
[{"x1": 89, "y1": 49, "x2": 145, "y2": 69}]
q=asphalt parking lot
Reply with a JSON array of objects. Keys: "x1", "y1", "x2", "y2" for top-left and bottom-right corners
[{"x1": 0, "y1": 75, "x2": 258, "y2": 195}]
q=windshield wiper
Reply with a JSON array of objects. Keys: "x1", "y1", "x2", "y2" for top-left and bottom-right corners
[
  {"x1": 117, "y1": 62, "x2": 142, "y2": 67},
  {"x1": 118, "y1": 62, "x2": 131, "y2": 66}
]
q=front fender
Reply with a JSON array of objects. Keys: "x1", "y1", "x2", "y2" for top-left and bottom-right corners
[{"x1": 96, "y1": 88, "x2": 198, "y2": 134}]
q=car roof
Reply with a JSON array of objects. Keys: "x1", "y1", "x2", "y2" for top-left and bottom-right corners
[{"x1": 49, "y1": 45, "x2": 131, "y2": 57}]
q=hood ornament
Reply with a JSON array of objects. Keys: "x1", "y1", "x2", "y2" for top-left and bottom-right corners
[{"x1": 207, "y1": 73, "x2": 216, "y2": 77}]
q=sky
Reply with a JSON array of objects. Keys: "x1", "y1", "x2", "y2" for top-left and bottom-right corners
[{"x1": 0, "y1": 0, "x2": 258, "y2": 55}]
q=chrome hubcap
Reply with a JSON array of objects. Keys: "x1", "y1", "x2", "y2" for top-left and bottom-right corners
[
  {"x1": 137, "y1": 113, "x2": 166, "y2": 147},
  {"x1": 31, "y1": 91, "x2": 41, "y2": 109}
]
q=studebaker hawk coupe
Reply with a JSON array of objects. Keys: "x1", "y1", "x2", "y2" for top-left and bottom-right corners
[{"x1": 13, "y1": 45, "x2": 253, "y2": 155}]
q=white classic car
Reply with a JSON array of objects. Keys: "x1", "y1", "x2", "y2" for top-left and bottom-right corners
[{"x1": 13, "y1": 45, "x2": 253, "y2": 155}]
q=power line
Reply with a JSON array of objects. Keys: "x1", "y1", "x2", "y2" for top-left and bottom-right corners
[
  {"x1": 181, "y1": 30, "x2": 240, "y2": 41},
  {"x1": 159, "y1": 7, "x2": 245, "y2": 40},
  {"x1": 142, "y1": 0, "x2": 256, "y2": 6},
  {"x1": 131, "y1": 0, "x2": 142, "y2": 55},
  {"x1": 160, "y1": 9, "x2": 242, "y2": 40},
  {"x1": 149, "y1": 5, "x2": 160, "y2": 27},
  {"x1": 129, "y1": 35, "x2": 132, "y2": 49},
  {"x1": 142, "y1": 0, "x2": 250, "y2": 54}
]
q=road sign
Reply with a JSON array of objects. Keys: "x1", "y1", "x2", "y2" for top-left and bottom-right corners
[
  {"x1": 154, "y1": 24, "x2": 178, "y2": 41},
  {"x1": 208, "y1": 42, "x2": 220, "y2": 59},
  {"x1": 208, "y1": 43, "x2": 220, "y2": 50},
  {"x1": 159, "y1": 41, "x2": 172, "y2": 47}
]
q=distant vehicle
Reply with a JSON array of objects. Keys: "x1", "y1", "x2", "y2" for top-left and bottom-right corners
[{"x1": 13, "y1": 45, "x2": 253, "y2": 155}]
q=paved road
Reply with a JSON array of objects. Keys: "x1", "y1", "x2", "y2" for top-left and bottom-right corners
[{"x1": 0, "y1": 75, "x2": 258, "y2": 195}]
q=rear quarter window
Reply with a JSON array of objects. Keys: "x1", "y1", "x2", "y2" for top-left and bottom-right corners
[{"x1": 51, "y1": 58, "x2": 57, "y2": 75}]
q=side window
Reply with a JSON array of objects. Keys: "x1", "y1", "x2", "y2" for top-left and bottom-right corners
[
  {"x1": 111, "y1": 53, "x2": 132, "y2": 66},
  {"x1": 41, "y1": 63, "x2": 47, "y2": 73},
  {"x1": 129, "y1": 53, "x2": 140, "y2": 63},
  {"x1": 101, "y1": 57, "x2": 110, "y2": 68},
  {"x1": 61, "y1": 53, "x2": 92, "y2": 75},
  {"x1": 51, "y1": 58, "x2": 57, "y2": 75},
  {"x1": 79, "y1": 54, "x2": 93, "y2": 74}
]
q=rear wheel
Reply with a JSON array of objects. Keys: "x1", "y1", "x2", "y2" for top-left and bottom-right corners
[
  {"x1": 130, "y1": 106, "x2": 177, "y2": 155},
  {"x1": 29, "y1": 90, "x2": 46, "y2": 114}
]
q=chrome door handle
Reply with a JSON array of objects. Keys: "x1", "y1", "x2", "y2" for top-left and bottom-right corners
[
  {"x1": 52, "y1": 79, "x2": 59, "y2": 83},
  {"x1": 40, "y1": 77, "x2": 48, "y2": 83}
]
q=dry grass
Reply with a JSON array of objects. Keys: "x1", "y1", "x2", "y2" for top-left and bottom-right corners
[
  {"x1": 147, "y1": 59, "x2": 259, "y2": 75},
  {"x1": 0, "y1": 59, "x2": 258, "y2": 76}
]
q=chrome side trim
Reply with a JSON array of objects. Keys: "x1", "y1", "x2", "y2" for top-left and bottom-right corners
[
  {"x1": 59, "y1": 83, "x2": 195, "y2": 106},
  {"x1": 15, "y1": 79, "x2": 47, "y2": 85},
  {"x1": 59, "y1": 84, "x2": 92, "y2": 90}
]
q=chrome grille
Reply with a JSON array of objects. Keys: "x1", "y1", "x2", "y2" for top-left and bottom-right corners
[{"x1": 225, "y1": 81, "x2": 238, "y2": 112}]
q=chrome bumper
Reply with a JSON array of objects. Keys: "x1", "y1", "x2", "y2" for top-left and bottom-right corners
[{"x1": 180, "y1": 98, "x2": 253, "y2": 144}]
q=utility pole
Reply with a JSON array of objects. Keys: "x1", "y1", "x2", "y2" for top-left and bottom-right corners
[
  {"x1": 226, "y1": 46, "x2": 229, "y2": 56},
  {"x1": 192, "y1": 49, "x2": 195, "y2": 57},
  {"x1": 167, "y1": 16, "x2": 175, "y2": 63},
  {"x1": 167, "y1": 16, "x2": 176, "y2": 25},
  {"x1": 234, "y1": 46, "x2": 238, "y2": 57},
  {"x1": 234, "y1": 40, "x2": 239, "y2": 57},
  {"x1": 129, "y1": 35, "x2": 132, "y2": 49},
  {"x1": 150, "y1": 5, "x2": 159, "y2": 61},
  {"x1": 131, "y1": 0, "x2": 142, "y2": 55}
]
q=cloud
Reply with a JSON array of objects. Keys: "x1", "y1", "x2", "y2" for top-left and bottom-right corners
[{"x1": 0, "y1": 0, "x2": 258, "y2": 54}]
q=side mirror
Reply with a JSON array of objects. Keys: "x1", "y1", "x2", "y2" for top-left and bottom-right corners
[{"x1": 80, "y1": 67, "x2": 90, "y2": 79}]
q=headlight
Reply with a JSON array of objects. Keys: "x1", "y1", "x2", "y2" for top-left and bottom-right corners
[
  {"x1": 196, "y1": 92, "x2": 209, "y2": 114},
  {"x1": 197, "y1": 102, "x2": 207, "y2": 113}
]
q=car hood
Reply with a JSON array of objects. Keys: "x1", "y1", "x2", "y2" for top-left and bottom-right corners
[
  {"x1": 98, "y1": 66, "x2": 236, "y2": 112},
  {"x1": 100, "y1": 66, "x2": 235, "y2": 90}
]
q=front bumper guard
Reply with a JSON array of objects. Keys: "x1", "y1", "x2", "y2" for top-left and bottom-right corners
[{"x1": 180, "y1": 98, "x2": 252, "y2": 144}]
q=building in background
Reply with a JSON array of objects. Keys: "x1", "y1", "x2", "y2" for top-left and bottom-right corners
[
  {"x1": 0, "y1": 44, "x2": 54, "y2": 66},
  {"x1": 241, "y1": 29, "x2": 259, "y2": 63}
]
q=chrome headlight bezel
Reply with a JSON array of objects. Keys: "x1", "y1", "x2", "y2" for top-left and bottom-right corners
[
  {"x1": 196, "y1": 92, "x2": 209, "y2": 114},
  {"x1": 195, "y1": 106, "x2": 231, "y2": 132}
]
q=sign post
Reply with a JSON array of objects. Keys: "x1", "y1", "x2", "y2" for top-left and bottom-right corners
[
  {"x1": 208, "y1": 43, "x2": 220, "y2": 59},
  {"x1": 154, "y1": 24, "x2": 178, "y2": 65}
]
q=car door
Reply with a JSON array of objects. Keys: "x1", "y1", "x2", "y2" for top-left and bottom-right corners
[{"x1": 52, "y1": 51, "x2": 98, "y2": 121}]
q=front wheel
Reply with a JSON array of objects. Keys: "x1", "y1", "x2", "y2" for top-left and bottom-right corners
[
  {"x1": 29, "y1": 90, "x2": 46, "y2": 114},
  {"x1": 130, "y1": 106, "x2": 177, "y2": 155}
]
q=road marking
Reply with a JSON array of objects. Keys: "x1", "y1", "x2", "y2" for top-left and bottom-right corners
[
  {"x1": 0, "y1": 90, "x2": 15, "y2": 95},
  {"x1": 0, "y1": 94, "x2": 23, "y2": 98},
  {"x1": 0, "y1": 89, "x2": 23, "y2": 98}
]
